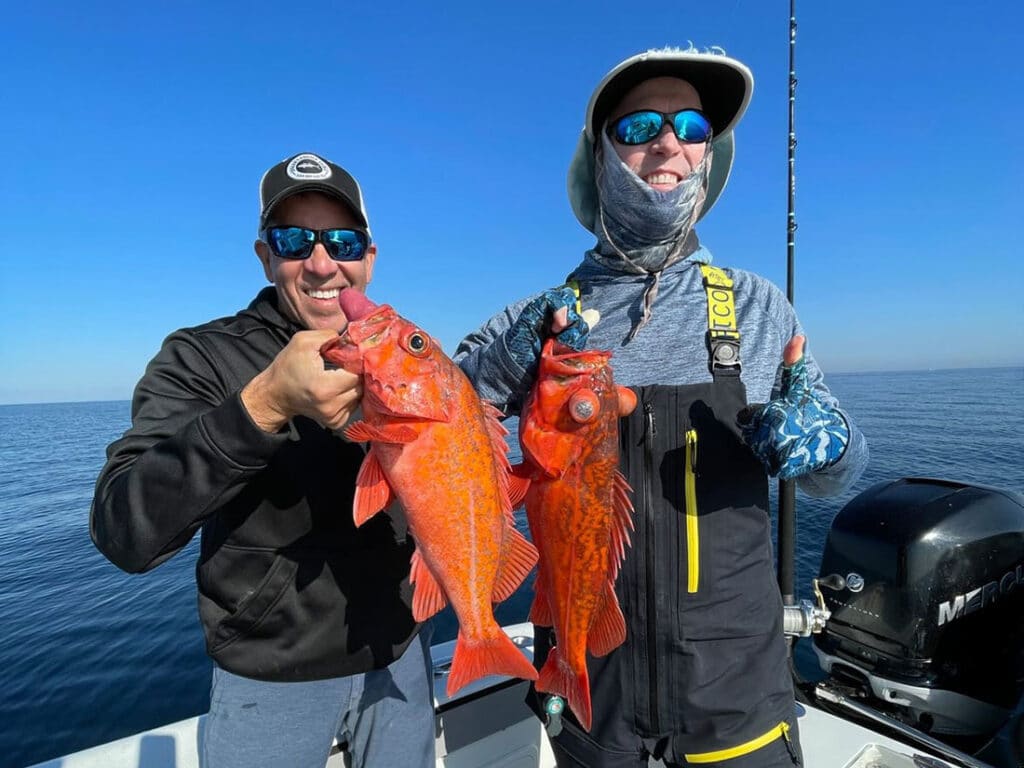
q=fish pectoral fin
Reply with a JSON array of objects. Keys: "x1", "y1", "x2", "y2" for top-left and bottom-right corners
[
  {"x1": 344, "y1": 420, "x2": 417, "y2": 444},
  {"x1": 587, "y1": 584, "x2": 626, "y2": 658},
  {"x1": 409, "y1": 549, "x2": 447, "y2": 622},
  {"x1": 492, "y1": 528, "x2": 539, "y2": 603},
  {"x1": 353, "y1": 449, "x2": 396, "y2": 527},
  {"x1": 609, "y1": 471, "x2": 635, "y2": 581},
  {"x1": 522, "y1": 430, "x2": 581, "y2": 477},
  {"x1": 343, "y1": 420, "x2": 375, "y2": 443}
]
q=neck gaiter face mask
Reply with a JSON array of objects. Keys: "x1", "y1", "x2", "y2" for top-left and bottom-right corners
[{"x1": 592, "y1": 130, "x2": 712, "y2": 338}]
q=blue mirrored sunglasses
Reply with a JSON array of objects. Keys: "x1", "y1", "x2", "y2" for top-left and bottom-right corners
[
  {"x1": 261, "y1": 226, "x2": 370, "y2": 262},
  {"x1": 610, "y1": 109, "x2": 713, "y2": 146}
]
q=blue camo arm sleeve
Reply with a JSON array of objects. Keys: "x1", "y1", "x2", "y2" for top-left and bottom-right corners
[{"x1": 777, "y1": 348, "x2": 868, "y2": 498}]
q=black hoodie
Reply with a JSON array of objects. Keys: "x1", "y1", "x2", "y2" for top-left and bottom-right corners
[{"x1": 91, "y1": 288, "x2": 419, "y2": 681}]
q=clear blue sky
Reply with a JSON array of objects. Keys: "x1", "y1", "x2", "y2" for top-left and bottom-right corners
[{"x1": 1, "y1": 1, "x2": 1021, "y2": 404}]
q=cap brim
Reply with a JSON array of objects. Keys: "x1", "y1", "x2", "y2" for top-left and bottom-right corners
[{"x1": 567, "y1": 130, "x2": 734, "y2": 234}]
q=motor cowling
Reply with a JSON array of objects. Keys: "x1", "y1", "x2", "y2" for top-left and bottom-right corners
[{"x1": 813, "y1": 477, "x2": 1024, "y2": 741}]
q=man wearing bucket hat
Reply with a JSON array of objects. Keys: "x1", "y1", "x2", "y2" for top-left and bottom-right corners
[
  {"x1": 456, "y1": 48, "x2": 867, "y2": 766},
  {"x1": 91, "y1": 153, "x2": 435, "y2": 768}
]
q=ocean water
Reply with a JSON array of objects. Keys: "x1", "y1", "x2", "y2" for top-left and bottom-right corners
[{"x1": 1, "y1": 367, "x2": 1022, "y2": 767}]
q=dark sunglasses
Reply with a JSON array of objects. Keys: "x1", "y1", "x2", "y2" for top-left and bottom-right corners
[
  {"x1": 260, "y1": 226, "x2": 370, "y2": 262},
  {"x1": 609, "y1": 109, "x2": 713, "y2": 146}
]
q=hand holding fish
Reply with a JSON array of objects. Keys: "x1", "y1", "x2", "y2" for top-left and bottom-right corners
[
  {"x1": 242, "y1": 329, "x2": 363, "y2": 433},
  {"x1": 505, "y1": 286, "x2": 591, "y2": 377},
  {"x1": 738, "y1": 335, "x2": 850, "y2": 479}
]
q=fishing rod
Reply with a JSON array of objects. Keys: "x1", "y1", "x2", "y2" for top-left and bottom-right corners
[{"x1": 777, "y1": 0, "x2": 798, "y2": 609}]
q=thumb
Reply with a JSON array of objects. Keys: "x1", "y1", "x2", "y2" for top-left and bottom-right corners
[
  {"x1": 780, "y1": 335, "x2": 810, "y2": 403},
  {"x1": 783, "y1": 335, "x2": 806, "y2": 367},
  {"x1": 551, "y1": 305, "x2": 571, "y2": 334}
]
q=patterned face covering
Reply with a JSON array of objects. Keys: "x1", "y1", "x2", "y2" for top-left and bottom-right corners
[
  {"x1": 592, "y1": 131, "x2": 713, "y2": 337},
  {"x1": 594, "y1": 130, "x2": 710, "y2": 266}
]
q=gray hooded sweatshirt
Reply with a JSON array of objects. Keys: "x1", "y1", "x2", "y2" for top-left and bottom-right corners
[{"x1": 453, "y1": 244, "x2": 867, "y2": 498}]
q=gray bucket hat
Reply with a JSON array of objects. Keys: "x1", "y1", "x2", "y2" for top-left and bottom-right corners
[{"x1": 568, "y1": 47, "x2": 754, "y2": 234}]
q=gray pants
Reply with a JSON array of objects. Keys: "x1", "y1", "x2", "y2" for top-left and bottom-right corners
[{"x1": 199, "y1": 628, "x2": 435, "y2": 768}]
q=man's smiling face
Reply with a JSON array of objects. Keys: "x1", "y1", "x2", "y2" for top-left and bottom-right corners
[{"x1": 255, "y1": 192, "x2": 376, "y2": 332}]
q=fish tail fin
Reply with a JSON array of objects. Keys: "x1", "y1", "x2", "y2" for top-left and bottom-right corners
[
  {"x1": 587, "y1": 583, "x2": 626, "y2": 657},
  {"x1": 492, "y1": 528, "x2": 538, "y2": 603},
  {"x1": 446, "y1": 630, "x2": 538, "y2": 697},
  {"x1": 537, "y1": 648, "x2": 592, "y2": 732}
]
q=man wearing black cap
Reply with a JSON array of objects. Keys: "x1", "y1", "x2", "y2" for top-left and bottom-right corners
[
  {"x1": 91, "y1": 152, "x2": 435, "y2": 767},
  {"x1": 457, "y1": 48, "x2": 867, "y2": 766}
]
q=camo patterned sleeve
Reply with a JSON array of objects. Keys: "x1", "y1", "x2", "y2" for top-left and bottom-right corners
[
  {"x1": 740, "y1": 356, "x2": 851, "y2": 480},
  {"x1": 765, "y1": 347, "x2": 869, "y2": 499}
]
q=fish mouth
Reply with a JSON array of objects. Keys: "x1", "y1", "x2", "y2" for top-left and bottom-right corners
[
  {"x1": 543, "y1": 340, "x2": 611, "y2": 374},
  {"x1": 319, "y1": 334, "x2": 362, "y2": 373}
]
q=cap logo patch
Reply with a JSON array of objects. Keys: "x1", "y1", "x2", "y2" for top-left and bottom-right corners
[{"x1": 286, "y1": 154, "x2": 332, "y2": 180}]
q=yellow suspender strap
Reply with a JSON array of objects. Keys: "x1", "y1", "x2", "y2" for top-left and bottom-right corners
[
  {"x1": 699, "y1": 264, "x2": 741, "y2": 371},
  {"x1": 685, "y1": 721, "x2": 791, "y2": 763},
  {"x1": 565, "y1": 279, "x2": 583, "y2": 315}
]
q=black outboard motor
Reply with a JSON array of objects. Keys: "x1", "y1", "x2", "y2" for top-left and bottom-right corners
[{"x1": 813, "y1": 478, "x2": 1024, "y2": 752}]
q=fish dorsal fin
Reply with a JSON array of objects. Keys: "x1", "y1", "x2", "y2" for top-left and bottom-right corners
[
  {"x1": 409, "y1": 548, "x2": 448, "y2": 622},
  {"x1": 492, "y1": 528, "x2": 538, "y2": 603},
  {"x1": 352, "y1": 448, "x2": 396, "y2": 527},
  {"x1": 587, "y1": 582, "x2": 626, "y2": 658},
  {"x1": 481, "y1": 400, "x2": 520, "y2": 521},
  {"x1": 608, "y1": 470, "x2": 635, "y2": 582},
  {"x1": 344, "y1": 420, "x2": 418, "y2": 444},
  {"x1": 481, "y1": 401, "x2": 509, "y2": 429}
]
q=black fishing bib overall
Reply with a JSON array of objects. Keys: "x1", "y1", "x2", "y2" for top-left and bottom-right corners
[{"x1": 534, "y1": 267, "x2": 801, "y2": 767}]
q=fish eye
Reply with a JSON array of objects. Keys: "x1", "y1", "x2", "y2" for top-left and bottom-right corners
[
  {"x1": 569, "y1": 390, "x2": 600, "y2": 423},
  {"x1": 405, "y1": 331, "x2": 430, "y2": 356}
]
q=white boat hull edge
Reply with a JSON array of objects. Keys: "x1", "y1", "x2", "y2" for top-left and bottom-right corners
[{"x1": 28, "y1": 623, "x2": 957, "y2": 768}]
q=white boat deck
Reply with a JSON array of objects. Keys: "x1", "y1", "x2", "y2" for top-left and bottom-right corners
[{"x1": 27, "y1": 624, "x2": 965, "y2": 768}]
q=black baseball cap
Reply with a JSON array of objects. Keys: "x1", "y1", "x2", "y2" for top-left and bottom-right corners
[{"x1": 258, "y1": 152, "x2": 370, "y2": 232}]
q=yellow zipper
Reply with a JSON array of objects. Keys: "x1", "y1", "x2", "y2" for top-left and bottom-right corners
[
  {"x1": 685, "y1": 721, "x2": 790, "y2": 763},
  {"x1": 685, "y1": 428, "x2": 699, "y2": 593}
]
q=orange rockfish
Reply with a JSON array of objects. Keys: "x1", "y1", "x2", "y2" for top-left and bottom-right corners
[
  {"x1": 517, "y1": 339, "x2": 637, "y2": 730},
  {"x1": 320, "y1": 288, "x2": 538, "y2": 696}
]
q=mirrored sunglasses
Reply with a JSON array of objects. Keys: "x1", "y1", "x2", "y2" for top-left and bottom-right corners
[
  {"x1": 261, "y1": 226, "x2": 370, "y2": 262},
  {"x1": 610, "y1": 109, "x2": 713, "y2": 146}
]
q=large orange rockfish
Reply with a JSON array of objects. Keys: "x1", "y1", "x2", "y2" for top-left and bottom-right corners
[
  {"x1": 320, "y1": 289, "x2": 538, "y2": 696},
  {"x1": 517, "y1": 339, "x2": 637, "y2": 731}
]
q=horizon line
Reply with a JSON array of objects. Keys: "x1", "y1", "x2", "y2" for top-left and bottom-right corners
[{"x1": 2, "y1": 365, "x2": 1021, "y2": 408}]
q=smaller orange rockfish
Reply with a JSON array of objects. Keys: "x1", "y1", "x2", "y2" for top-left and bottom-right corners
[
  {"x1": 517, "y1": 339, "x2": 637, "y2": 731},
  {"x1": 320, "y1": 289, "x2": 538, "y2": 697}
]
